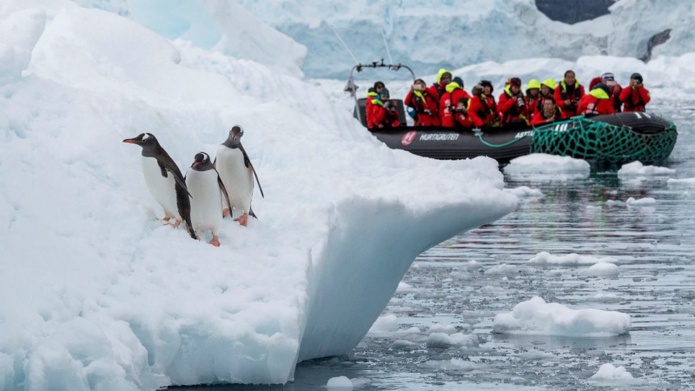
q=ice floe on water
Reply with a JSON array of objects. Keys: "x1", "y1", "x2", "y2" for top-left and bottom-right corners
[
  {"x1": 617, "y1": 161, "x2": 676, "y2": 177},
  {"x1": 590, "y1": 363, "x2": 636, "y2": 383},
  {"x1": 581, "y1": 262, "x2": 620, "y2": 278},
  {"x1": 503, "y1": 154, "x2": 591, "y2": 178},
  {"x1": 626, "y1": 196, "x2": 658, "y2": 207},
  {"x1": 493, "y1": 296, "x2": 631, "y2": 337},
  {"x1": 529, "y1": 251, "x2": 618, "y2": 265}
]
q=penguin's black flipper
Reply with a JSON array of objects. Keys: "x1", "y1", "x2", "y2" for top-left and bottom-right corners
[
  {"x1": 174, "y1": 181, "x2": 197, "y2": 240},
  {"x1": 171, "y1": 170, "x2": 192, "y2": 199},
  {"x1": 240, "y1": 145, "x2": 264, "y2": 198}
]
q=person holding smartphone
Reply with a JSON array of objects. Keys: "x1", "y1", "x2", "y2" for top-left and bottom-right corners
[
  {"x1": 619, "y1": 72, "x2": 651, "y2": 112},
  {"x1": 404, "y1": 78, "x2": 440, "y2": 126}
]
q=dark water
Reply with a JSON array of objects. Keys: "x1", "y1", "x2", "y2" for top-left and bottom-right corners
[{"x1": 176, "y1": 101, "x2": 695, "y2": 390}]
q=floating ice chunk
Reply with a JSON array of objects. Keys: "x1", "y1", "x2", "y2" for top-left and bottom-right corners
[
  {"x1": 504, "y1": 154, "x2": 591, "y2": 177},
  {"x1": 626, "y1": 196, "x2": 657, "y2": 206},
  {"x1": 367, "y1": 314, "x2": 398, "y2": 334},
  {"x1": 582, "y1": 262, "x2": 619, "y2": 277},
  {"x1": 493, "y1": 296, "x2": 631, "y2": 337},
  {"x1": 617, "y1": 161, "x2": 676, "y2": 177},
  {"x1": 429, "y1": 324, "x2": 458, "y2": 334},
  {"x1": 426, "y1": 332, "x2": 478, "y2": 348},
  {"x1": 327, "y1": 376, "x2": 353, "y2": 389},
  {"x1": 590, "y1": 363, "x2": 635, "y2": 381},
  {"x1": 529, "y1": 251, "x2": 617, "y2": 265}
]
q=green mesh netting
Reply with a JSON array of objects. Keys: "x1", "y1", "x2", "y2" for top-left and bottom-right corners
[{"x1": 531, "y1": 117, "x2": 678, "y2": 166}]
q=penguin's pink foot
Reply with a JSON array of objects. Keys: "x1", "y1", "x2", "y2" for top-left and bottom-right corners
[
  {"x1": 171, "y1": 219, "x2": 182, "y2": 229},
  {"x1": 209, "y1": 235, "x2": 220, "y2": 247},
  {"x1": 235, "y1": 213, "x2": 249, "y2": 227},
  {"x1": 222, "y1": 208, "x2": 231, "y2": 218}
]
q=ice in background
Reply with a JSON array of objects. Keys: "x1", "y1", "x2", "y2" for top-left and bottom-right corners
[
  {"x1": 231, "y1": 0, "x2": 695, "y2": 79},
  {"x1": 1, "y1": 0, "x2": 694, "y2": 390}
]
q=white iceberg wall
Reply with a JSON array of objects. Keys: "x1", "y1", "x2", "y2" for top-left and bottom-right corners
[
  {"x1": 234, "y1": 0, "x2": 608, "y2": 79},
  {"x1": 299, "y1": 191, "x2": 515, "y2": 361}
]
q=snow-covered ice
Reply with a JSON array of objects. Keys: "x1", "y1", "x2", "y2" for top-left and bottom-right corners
[{"x1": 2, "y1": 0, "x2": 694, "y2": 389}]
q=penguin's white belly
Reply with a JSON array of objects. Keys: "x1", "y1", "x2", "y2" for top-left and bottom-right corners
[
  {"x1": 216, "y1": 147, "x2": 254, "y2": 212},
  {"x1": 186, "y1": 170, "x2": 222, "y2": 234},
  {"x1": 142, "y1": 156, "x2": 179, "y2": 218}
]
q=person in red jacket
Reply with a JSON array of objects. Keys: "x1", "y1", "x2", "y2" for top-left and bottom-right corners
[
  {"x1": 498, "y1": 77, "x2": 529, "y2": 126},
  {"x1": 525, "y1": 79, "x2": 541, "y2": 115},
  {"x1": 554, "y1": 70, "x2": 585, "y2": 119},
  {"x1": 404, "y1": 78, "x2": 440, "y2": 126},
  {"x1": 468, "y1": 80, "x2": 499, "y2": 128},
  {"x1": 369, "y1": 88, "x2": 401, "y2": 130},
  {"x1": 453, "y1": 97, "x2": 474, "y2": 129},
  {"x1": 620, "y1": 72, "x2": 650, "y2": 112},
  {"x1": 531, "y1": 96, "x2": 562, "y2": 126},
  {"x1": 430, "y1": 68, "x2": 452, "y2": 104},
  {"x1": 601, "y1": 72, "x2": 623, "y2": 112},
  {"x1": 577, "y1": 83, "x2": 615, "y2": 116},
  {"x1": 439, "y1": 76, "x2": 471, "y2": 127}
]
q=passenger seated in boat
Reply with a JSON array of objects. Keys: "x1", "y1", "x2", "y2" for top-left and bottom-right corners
[
  {"x1": 430, "y1": 68, "x2": 452, "y2": 103},
  {"x1": 498, "y1": 77, "x2": 529, "y2": 127},
  {"x1": 453, "y1": 97, "x2": 474, "y2": 129},
  {"x1": 440, "y1": 76, "x2": 471, "y2": 127},
  {"x1": 554, "y1": 70, "x2": 585, "y2": 119},
  {"x1": 369, "y1": 88, "x2": 401, "y2": 130},
  {"x1": 525, "y1": 79, "x2": 541, "y2": 115},
  {"x1": 577, "y1": 83, "x2": 615, "y2": 116},
  {"x1": 404, "y1": 78, "x2": 440, "y2": 126},
  {"x1": 601, "y1": 72, "x2": 623, "y2": 113},
  {"x1": 620, "y1": 72, "x2": 651, "y2": 112},
  {"x1": 469, "y1": 81, "x2": 499, "y2": 128},
  {"x1": 364, "y1": 86, "x2": 378, "y2": 128},
  {"x1": 536, "y1": 78, "x2": 556, "y2": 114},
  {"x1": 531, "y1": 96, "x2": 562, "y2": 126}
]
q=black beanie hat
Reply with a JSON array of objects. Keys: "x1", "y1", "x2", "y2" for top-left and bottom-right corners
[{"x1": 630, "y1": 73, "x2": 643, "y2": 83}]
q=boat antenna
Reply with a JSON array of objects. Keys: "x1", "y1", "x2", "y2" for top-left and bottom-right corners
[
  {"x1": 380, "y1": 29, "x2": 394, "y2": 64},
  {"x1": 330, "y1": 24, "x2": 359, "y2": 64}
]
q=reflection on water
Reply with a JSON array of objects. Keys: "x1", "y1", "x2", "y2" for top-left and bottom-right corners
[{"x1": 177, "y1": 102, "x2": 695, "y2": 390}]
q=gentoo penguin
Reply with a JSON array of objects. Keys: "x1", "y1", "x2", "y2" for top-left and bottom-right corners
[
  {"x1": 185, "y1": 152, "x2": 230, "y2": 247},
  {"x1": 215, "y1": 125, "x2": 264, "y2": 227},
  {"x1": 123, "y1": 133, "x2": 197, "y2": 240}
]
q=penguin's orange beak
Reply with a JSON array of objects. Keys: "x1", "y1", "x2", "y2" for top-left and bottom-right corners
[{"x1": 123, "y1": 138, "x2": 138, "y2": 144}]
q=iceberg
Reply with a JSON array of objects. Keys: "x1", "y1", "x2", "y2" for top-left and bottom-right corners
[{"x1": 0, "y1": 2, "x2": 515, "y2": 389}]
